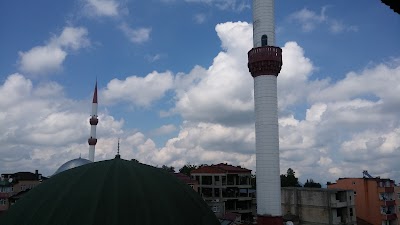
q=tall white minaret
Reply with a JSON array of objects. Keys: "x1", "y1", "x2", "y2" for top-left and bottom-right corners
[
  {"x1": 247, "y1": 0, "x2": 283, "y2": 224},
  {"x1": 88, "y1": 82, "x2": 98, "y2": 162}
]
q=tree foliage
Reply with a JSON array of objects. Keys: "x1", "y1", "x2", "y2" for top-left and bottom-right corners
[
  {"x1": 161, "y1": 165, "x2": 175, "y2": 172},
  {"x1": 304, "y1": 179, "x2": 322, "y2": 188},
  {"x1": 381, "y1": 0, "x2": 400, "y2": 14},
  {"x1": 179, "y1": 164, "x2": 198, "y2": 176},
  {"x1": 280, "y1": 168, "x2": 301, "y2": 187}
]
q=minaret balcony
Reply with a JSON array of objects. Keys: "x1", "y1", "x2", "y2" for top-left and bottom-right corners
[
  {"x1": 88, "y1": 138, "x2": 97, "y2": 145},
  {"x1": 90, "y1": 117, "x2": 99, "y2": 125},
  {"x1": 248, "y1": 46, "x2": 282, "y2": 77}
]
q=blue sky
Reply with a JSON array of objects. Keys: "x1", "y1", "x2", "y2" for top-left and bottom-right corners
[{"x1": 0, "y1": 0, "x2": 399, "y2": 185}]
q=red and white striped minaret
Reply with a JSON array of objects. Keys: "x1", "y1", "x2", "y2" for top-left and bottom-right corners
[
  {"x1": 88, "y1": 82, "x2": 98, "y2": 162},
  {"x1": 247, "y1": 0, "x2": 283, "y2": 224}
]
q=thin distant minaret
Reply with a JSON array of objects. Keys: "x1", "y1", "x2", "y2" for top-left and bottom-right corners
[
  {"x1": 247, "y1": 0, "x2": 283, "y2": 224},
  {"x1": 88, "y1": 82, "x2": 98, "y2": 162}
]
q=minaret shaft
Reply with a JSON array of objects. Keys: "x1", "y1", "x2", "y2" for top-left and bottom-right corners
[
  {"x1": 253, "y1": 0, "x2": 275, "y2": 47},
  {"x1": 248, "y1": 0, "x2": 283, "y2": 224},
  {"x1": 88, "y1": 82, "x2": 98, "y2": 162}
]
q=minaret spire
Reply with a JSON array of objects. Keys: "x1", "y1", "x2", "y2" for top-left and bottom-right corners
[
  {"x1": 115, "y1": 138, "x2": 121, "y2": 159},
  {"x1": 248, "y1": 0, "x2": 283, "y2": 224},
  {"x1": 88, "y1": 81, "x2": 99, "y2": 162}
]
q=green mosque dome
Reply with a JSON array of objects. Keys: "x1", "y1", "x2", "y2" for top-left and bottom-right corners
[{"x1": 0, "y1": 157, "x2": 219, "y2": 225}]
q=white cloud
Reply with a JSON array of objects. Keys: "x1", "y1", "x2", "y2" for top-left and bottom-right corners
[
  {"x1": 145, "y1": 53, "x2": 163, "y2": 62},
  {"x1": 194, "y1": 13, "x2": 207, "y2": 24},
  {"x1": 150, "y1": 124, "x2": 177, "y2": 136},
  {"x1": 119, "y1": 23, "x2": 151, "y2": 44},
  {"x1": 3, "y1": 21, "x2": 400, "y2": 187},
  {"x1": 18, "y1": 46, "x2": 67, "y2": 75},
  {"x1": 290, "y1": 7, "x2": 327, "y2": 32},
  {"x1": 102, "y1": 71, "x2": 174, "y2": 107},
  {"x1": 0, "y1": 73, "x2": 125, "y2": 175},
  {"x1": 54, "y1": 27, "x2": 91, "y2": 50},
  {"x1": 184, "y1": 0, "x2": 250, "y2": 11},
  {"x1": 170, "y1": 22, "x2": 254, "y2": 125},
  {"x1": 289, "y1": 7, "x2": 358, "y2": 34},
  {"x1": 83, "y1": 0, "x2": 121, "y2": 17},
  {"x1": 18, "y1": 27, "x2": 90, "y2": 75}
]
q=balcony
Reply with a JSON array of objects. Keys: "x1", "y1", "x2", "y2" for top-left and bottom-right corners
[
  {"x1": 226, "y1": 208, "x2": 252, "y2": 213},
  {"x1": 378, "y1": 187, "x2": 394, "y2": 193},
  {"x1": 247, "y1": 46, "x2": 282, "y2": 77},
  {"x1": 381, "y1": 213, "x2": 397, "y2": 221},
  {"x1": 381, "y1": 200, "x2": 396, "y2": 206},
  {"x1": 330, "y1": 201, "x2": 348, "y2": 208}
]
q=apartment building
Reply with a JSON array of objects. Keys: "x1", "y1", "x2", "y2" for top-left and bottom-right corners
[
  {"x1": 0, "y1": 170, "x2": 45, "y2": 214},
  {"x1": 328, "y1": 176, "x2": 398, "y2": 225},
  {"x1": 191, "y1": 163, "x2": 253, "y2": 222},
  {"x1": 395, "y1": 186, "x2": 400, "y2": 225},
  {"x1": 281, "y1": 187, "x2": 357, "y2": 225},
  {"x1": 173, "y1": 172, "x2": 199, "y2": 192}
]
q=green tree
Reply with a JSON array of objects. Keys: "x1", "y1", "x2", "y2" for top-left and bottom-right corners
[
  {"x1": 280, "y1": 168, "x2": 301, "y2": 187},
  {"x1": 179, "y1": 164, "x2": 198, "y2": 176},
  {"x1": 304, "y1": 179, "x2": 322, "y2": 188},
  {"x1": 251, "y1": 174, "x2": 256, "y2": 189},
  {"x1": 161, "y1": 165, "x2": 175, "y2": 172}
]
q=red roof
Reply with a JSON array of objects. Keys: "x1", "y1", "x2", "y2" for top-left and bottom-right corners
[
  {"x1": 191, "y1": 163, "x2": 251, "y2": 174},
  {"x1": 173, "y1": 173, "x2": 198, "y2": 185}
]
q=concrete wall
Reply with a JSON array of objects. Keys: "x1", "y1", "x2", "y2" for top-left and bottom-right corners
[{"x1": 281, "y1": 188, "x2": 356, "y2": 225}]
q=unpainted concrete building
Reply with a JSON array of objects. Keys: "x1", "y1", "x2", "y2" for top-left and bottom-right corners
[
  {"x1": 191, "y1": 163, "x2": 253, "y2": 222},
  {"x1": 281, "y1": 187, "x2": 357, "y2": 225}
]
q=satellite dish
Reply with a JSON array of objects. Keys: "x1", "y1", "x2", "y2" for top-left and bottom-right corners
[
  {"x1": 286, "y1": 221, "x2": 294, "y2": 225},
  {"x1": 8, "y1": 178, "x2": 13, "y2": 183}
]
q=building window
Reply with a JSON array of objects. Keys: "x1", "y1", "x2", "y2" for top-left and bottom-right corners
[
  {"x1": 261, "y1": 35, "x2": 268, "y2": 46},
  {"x1": 350, "y1": 208, "x2": 353, "y2": 217},
  {"x1": 212, "y1": 206, "x2": 220, "y2": 213},
  {"x1": 215, "y1": 176, "x2": 219, "y2": 181},
  {"x1": 397, "y1": 192, "x2": 400, "y2": 199},
  {"x1": 354, "y1": 191, "x2": 357, "y2": 195},
  {"x1": 0, "y1": 199, "x2": 6, "y2": 205}
]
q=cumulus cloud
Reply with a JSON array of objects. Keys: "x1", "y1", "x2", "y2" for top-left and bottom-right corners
[
  {"x1": 289, "y1": 7, "x2": 358, "y2": 34},
  {"x1": 170, "y1": 22, "x2": 254, "y2": 125},
  {"x1": 119, "y1": 23, "x2": 151, "y2": 44},
  {"x1": 18, "y1": 27, "x2": 90, "y2": 75},
  {"x1": 0, "y1": 73, "x2": 124, "y2": 175},
  {"x1": 3, "y1": 21, "x2": 400, "y2": 186},
  {"x1": 102, "y1": 71, "x2": 174, "y2": 107},
  {"x1": 150, "y1": 124, "x2": 177, "y2": 136}
]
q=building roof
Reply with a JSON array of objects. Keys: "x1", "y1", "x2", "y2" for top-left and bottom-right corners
[
  {"x1": 334, "y1": 177, "x2": 395, "y2": 183},
  {"x1": 53, "y1": 157, "x2": 92, "y2": 175},
  {"x1": 191, "y1": 163, "x2": 251, "y2": 174},
  {"x1": 174, "y1": 172, "x2": 198, "y2": 185},
  {"x1": 0, "y1": 157, "x2": 219, "y2": 225},
  {"x1": 1, "y1": 172, "x2": 40, "y2": 181}
]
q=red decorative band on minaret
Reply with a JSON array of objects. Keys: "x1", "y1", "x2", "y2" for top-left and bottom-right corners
[
  {"x1": 257, "y1": 215, "x2": 284, "y2": 225},
  {"x1": 88, "y1": 137, "x2": 97, "y2": 146},
  {"x1": 248, "y1": 46, "x2": 282, "y2": 77},
  {"x1": 89, "y1": 117, "x2": 99, "y2": 125}
]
